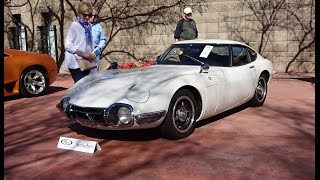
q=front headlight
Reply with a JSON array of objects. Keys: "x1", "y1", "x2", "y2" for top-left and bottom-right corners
[
  {"x1": 106, "y1": 104, "x2": 133, "y2": 126},
  {"x1": 57, "y1": 97, "x2": 70, "y2": 111},
  {"x1": 56, "y1": 97, "x2": 75, "y2": 118},
  {"x1": 62, "y1": 97, "x2": 70, "y2": 110},
  {"x1": 118, "y1": 106, "x2": 132, "y2": 124}
]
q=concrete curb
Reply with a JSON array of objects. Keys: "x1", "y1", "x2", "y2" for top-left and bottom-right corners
[{"x1": 272, "y1": 72, "x2": 315, "y2": 79}]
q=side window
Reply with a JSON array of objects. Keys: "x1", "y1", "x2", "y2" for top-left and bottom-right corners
[
  {"x1": 206, "y1": 45, "x2": 230, "y2": 67},
  {"x1": 232, "y1": 46, "x2": 250, "y2": 66},
  {"x1": 247, "y1": 48, "x2": 257, "y2": 62}
]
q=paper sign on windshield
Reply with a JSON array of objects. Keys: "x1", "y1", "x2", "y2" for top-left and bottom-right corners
[{"x1": 199, "y1": 45, "x2": 213, "y2": 58}]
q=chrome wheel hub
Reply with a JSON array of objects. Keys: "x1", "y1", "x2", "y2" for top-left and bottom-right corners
[
  {"x1": 177, "y1": 107, "x2": 188, "y2": 122},
  {"x1": 172, "y1": 96, "x2": 195, "y2": 133},
  {"x1": 256, "y1": 77, "x2": 266, "y2": 102},
  {"x1": 24, "y1": 70, "x2": 46, "y2": 95}
]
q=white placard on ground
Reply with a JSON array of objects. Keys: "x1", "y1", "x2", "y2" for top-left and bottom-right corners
[{"x1": 57, "y1": 136, "x2": 101, "y2": 153}]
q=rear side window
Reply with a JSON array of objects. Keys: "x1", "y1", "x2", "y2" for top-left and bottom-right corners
[
  {"x1": 205, "y1": 45, "x2": 230, "y2": 67},
  {"x1": 247, "y1": 48, "x2": 257, "y2": 62},
  {"x1": 232, "y1": 46, "x2": 250, "y2": 66}
]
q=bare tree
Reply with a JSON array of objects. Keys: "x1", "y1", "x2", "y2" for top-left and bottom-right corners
[
  {"x1": 224, "y1": 0, "x2": 314, "y2": 72},
  {"x1": 4, "y1": 0, "x2": 43, "y2": 51},
  {"x1": 284, "y1": 0, "x2": 315, "y2": 73},
  {"x1": 5, "y1": 0, "x2": 209, "y2": 71},
  {"x1": 4, "y1": 0, "x2": 28, "y2": 7},
  {"x1": 45, "y1": 0, "x2": 68, "y2": 71},
  {"x1": 88, "y1": 0, "x2": 209, "y2": 63},
  {"x1": 243, "y1": 0, "x2": 286, "y2": 54}
]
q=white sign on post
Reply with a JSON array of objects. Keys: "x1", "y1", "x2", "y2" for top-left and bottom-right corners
[{"x1": 57, "y1": 136, "x2": 101, "y2": 154}]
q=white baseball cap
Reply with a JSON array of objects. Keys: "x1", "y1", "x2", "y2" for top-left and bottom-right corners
[{"x1": 183, "y1": 7, "x2": 192, "y2": 14}]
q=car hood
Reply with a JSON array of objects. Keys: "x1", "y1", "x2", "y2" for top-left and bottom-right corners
[{"x1": 66, "y1": 65, "x2": 201, "y2": 107}]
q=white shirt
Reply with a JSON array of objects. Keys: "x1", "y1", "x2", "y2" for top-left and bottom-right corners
[{"x1": 64, "y1": 21, "x2": 92, "y2": 69}]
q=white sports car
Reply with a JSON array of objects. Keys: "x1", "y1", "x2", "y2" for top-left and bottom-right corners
[{"x1": 57, "y1": 39, "x2": 273, "y2": 139}]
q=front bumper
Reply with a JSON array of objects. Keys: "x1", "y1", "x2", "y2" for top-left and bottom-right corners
[{"x1": 56, "y1": 99, "x2": 166, "y2": 130}]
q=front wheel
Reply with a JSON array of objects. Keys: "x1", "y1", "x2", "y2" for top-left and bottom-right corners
[
  {"x1": 250, "y1": 74, "x2": 268, "y2": 107},
  {"x1": 19, "y1": 67, "x2": 48, "y2": 97},
  {"x1": 160, "y1": 89, "x2": 196, "y2": 140}
]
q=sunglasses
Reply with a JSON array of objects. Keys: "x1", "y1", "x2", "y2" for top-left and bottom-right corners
[
  {"x1": 186, "y1": 13, "x2": 192, "y2": 16},
  {"x1": 81, "y1": 13, "x2": 93, "y2": 17}
]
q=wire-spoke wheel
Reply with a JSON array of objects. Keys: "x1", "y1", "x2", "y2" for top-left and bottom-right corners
[
  {"x1": 250, "y1": 74, "x2": 267, "y2": 107},
  {"x1": 160, "y1": 89, "x2": 196, "y2": 139},
  {"x1": 20, "y1": 67, "x2": 48, "y2": 97}
]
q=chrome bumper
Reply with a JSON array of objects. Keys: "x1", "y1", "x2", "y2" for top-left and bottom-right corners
[{"x1": 57, "y1": 100, "x2": 166, "y2": 130}]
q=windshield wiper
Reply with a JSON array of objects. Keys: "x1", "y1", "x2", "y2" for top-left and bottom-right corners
[{"x1": 180, "y1": 54, "x2": 204, "y2": 65}]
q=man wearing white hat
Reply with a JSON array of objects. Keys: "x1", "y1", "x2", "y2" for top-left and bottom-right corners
[{"x1": 174, "y1": 7, "x2": 198, "y2": 41}]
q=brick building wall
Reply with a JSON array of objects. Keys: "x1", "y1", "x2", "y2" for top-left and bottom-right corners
[{"x1": 4, "y1": 0, "x2": 315, "y2": 73}]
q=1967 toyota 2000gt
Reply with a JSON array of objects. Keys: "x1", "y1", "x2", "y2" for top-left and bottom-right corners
[{"x1": 57, "y1": 39, "x2": 273, "y2": 139}]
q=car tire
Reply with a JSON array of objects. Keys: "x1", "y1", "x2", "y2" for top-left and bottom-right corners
[
  {"x1": 160, "y1": 89, "x2": 196, "y2": 140},
  {"x1": 250, "y1": 74, "x2": 268, "y2": 107},
  {"x1": 19, "y1": 67, "x2": 48, "y2": 97}
]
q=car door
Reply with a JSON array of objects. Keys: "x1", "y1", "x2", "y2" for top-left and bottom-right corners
[
  {"x1": 220, "y1": 45, "x2": 257, "y2": 110},
  {"x1": 200, "y1": 66, "x2": 224, "y2": 118},
  {"x1": 198, "y1": 45, "x2": 229, "y2": 117}
]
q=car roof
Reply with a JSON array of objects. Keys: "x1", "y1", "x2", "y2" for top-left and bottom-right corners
[{"x1": 174, "y1": 39, "x2": 249, "y2": 47}]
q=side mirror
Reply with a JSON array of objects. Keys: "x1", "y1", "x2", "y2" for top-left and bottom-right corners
[
  {"x1": 200, "y1": 63, "x2": 209, "y2": 73},
  {"x1": 155, "y1": 55, "x2": 161, "y2": 64}
]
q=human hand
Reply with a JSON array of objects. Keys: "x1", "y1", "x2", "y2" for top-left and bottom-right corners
[{"x1": 83, "y1": 52, "x2": 94, "y2": 62}]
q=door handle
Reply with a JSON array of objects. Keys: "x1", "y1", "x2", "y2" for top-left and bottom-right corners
[{"x1": 249, "y1": 65, "x2": 254, "y2": 69}]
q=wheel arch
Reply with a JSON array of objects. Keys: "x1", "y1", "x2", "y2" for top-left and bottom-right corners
[
  {"x1": 175, "y1": 85, "x2": 202, "y2": 120},
  {"x1": 260, "y1": 70, "x2": 270, "y2": 83}
]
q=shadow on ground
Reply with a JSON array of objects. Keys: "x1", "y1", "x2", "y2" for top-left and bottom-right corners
[
  {"x1": 196, "y1": 102, "x2": 249, "y2": 128},
  {"x1": 4, "y1": 86, "x2": 67, "y2": 102},
  {"x1": 293, "y1": 77, "x2": 315, "y2": 84},
  {"x1": 69, "y1": 103, "x2": 249, "y2": 141}
]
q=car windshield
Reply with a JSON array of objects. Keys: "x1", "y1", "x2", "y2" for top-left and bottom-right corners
[{"x1": 157, "y1": 43, "x2": 231, "y2": 67}]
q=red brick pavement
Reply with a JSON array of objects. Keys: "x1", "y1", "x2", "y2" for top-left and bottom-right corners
[{"x1": 4, "y1": 72, "x2": 315, "y2": 180}]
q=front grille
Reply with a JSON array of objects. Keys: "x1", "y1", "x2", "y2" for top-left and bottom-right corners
[
  {"x1": 68, "y1": 104, "x2": 134, "y2": 129},
  {"x1": 70, "y1": 105, "x2": 107, "y2": 124}
]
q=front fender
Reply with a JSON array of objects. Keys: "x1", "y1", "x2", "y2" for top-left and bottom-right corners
[{"x1": 144, "y1": 73, "x2": 209, "y2": 118}]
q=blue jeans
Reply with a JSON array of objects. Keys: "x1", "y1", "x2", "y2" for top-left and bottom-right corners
[{"x1": 69, "y1": 68, "x2": 90, "y2": 83}]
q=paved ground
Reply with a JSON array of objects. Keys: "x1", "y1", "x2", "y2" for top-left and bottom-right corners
[{"x1": 4, "y1": 72, "x2": 315, "y2": 180}]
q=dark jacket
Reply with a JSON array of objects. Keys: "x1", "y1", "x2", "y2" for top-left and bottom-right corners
[{"x1": 174, "y1": 18, "x2": 198, "y2": 40}]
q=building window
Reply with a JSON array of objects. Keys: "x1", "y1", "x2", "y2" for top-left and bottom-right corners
[
  {"x1": 38, "y1": 12, "x2": 58, "y2": 61},
  {"x1": 10, "y1": 14, "x2": 27, "y2": 51}
]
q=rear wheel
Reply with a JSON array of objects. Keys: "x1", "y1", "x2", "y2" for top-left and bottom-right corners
[
  {"x1": 19, "y1": 67, "x2": 48, "y2": 97},
  {"x1": 250, "y1": 74, "x2": 268, "y2": 107},
  {"x1": 160, "y1": 89, "x2": 196, "y2": 140}
]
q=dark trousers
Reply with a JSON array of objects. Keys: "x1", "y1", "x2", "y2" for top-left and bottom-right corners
[{"x1": 69, "y1": 68, "x2": 90, "y2": 83}]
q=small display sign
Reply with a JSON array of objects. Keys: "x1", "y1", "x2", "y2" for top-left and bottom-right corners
[{"x1": 57, "y1": 136, "x2": 101, "y2": 153}]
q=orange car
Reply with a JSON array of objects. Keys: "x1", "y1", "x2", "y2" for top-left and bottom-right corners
[{"x1": 4, "y1": 49, "x2": 57, "y2": 97}]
